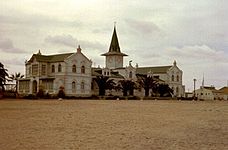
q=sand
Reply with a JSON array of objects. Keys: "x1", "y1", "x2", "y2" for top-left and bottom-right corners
[{"x1": 0, "y1": 99, "x2": 228, "y2": 150}]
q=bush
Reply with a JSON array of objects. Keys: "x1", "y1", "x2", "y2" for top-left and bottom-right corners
[
  {"x1": 36, "y1": 89, "x2": 44, "y2": 98},
  {"x1": 23, "y1": 94, "x2": 38, "y2": 99},
  {"x1": 3, "y1": 90, "x2": 16, "y2": 98},
  {"x1": 57, "y1": 89, "x2": 65, "y2": 98}
]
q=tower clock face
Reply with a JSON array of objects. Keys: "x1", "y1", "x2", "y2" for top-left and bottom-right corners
[
  {"x1": 117, "y1": 57, "x2": 121, "y2": 63},
  {"x1": 108, "y1": 57, "x2": 113, "y2": 63}
]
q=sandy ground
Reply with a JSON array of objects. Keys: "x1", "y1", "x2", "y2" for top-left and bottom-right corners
[{"x1": 0, "y1": 99, "x2": 228, "y2": 150}]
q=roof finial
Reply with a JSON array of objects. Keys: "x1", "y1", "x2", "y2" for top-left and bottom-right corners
[
  {"x1": 114, "y1": 21, "x2": 117, "y2": 28},
  {"x1": 173, "y1": 60, "x2": 177, "y2": 66},
  {"x1": 77, "y1": 45, "x2": 81, "y2": 53},
  {"x1": 37, "y1": 49, "x2": 41, "y2": 55}
]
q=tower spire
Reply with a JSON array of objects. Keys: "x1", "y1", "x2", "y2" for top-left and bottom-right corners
[{"x1": 109, "y1": 24, "x2": 120, "y2": 53}]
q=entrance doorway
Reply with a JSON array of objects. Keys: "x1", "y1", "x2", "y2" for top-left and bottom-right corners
[{"x1": 33, "y1": 80, "x2": 37, "y2": 94}]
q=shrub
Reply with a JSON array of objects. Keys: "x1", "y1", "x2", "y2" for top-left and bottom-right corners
[{"x1": 58, "y1": 89, "x2": 65, "y2": 98}]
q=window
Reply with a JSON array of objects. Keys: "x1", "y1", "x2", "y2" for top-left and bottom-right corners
[
  {"x1": 107, "y1": 72, "x2": 109, "y2": 76},
  {"x1": 177, "y1": 75, "x2": 179, "y2": 82},
  {"x1": 81, "y1": 81, "x2": 85, "y2": 90},
  {"x1": 32, "y1": 64, "x2": 38, "y2": 75},
  {"x1": 51, "y1": 65, "x2": 55, "y2": 73},
  {"x1": 29, "y1": 67, "x2": 31, "y2": 74},
  {"x1": 176, "y1": 87, "x2": 179, "y2": 95},
  {"x1": 41, "y1": 64, "x2": 46, "y2": 75},
  {"x1": 129, "y1": 71, "x2": 132, "y2": 78},
  {"x1": 58, "y1": 64, "x2": 62, "y2": 72},
  {"x1": 171, "y1": 75, "x2": 174, "y2": 81},
  {"x1": 72, "y1": 65, "x2": 76, "y2": 73},
  {"x1": 81, "y1": 65, "x2": 85, "y2": 74},
  {"x1": 72, "y1": 81, "x2": 76, "y2": 90}
]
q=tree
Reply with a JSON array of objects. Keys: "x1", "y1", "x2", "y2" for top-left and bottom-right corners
[
  {"x1": 157, "y1": 84, "x2": 173, "y2": 97},
  {"x1": 94, "y1": 75, "x2": 115, "y2": 96},
  {"x1": 9, "y1": 72, "x2": 24, "y2": 94},
  {"x1": 136, "y1": 74, "x2": 158, "y2": 97},
  {"x1": 119, "y1": 80, "x2": 135, "y2": 96},
  {"x1": 0, "y1": 62, "x2": 9, "y2": 92}
]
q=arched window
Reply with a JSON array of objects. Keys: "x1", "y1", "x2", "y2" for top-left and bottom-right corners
[
  {"x1": 171, "y1": 75, "x2": 174, "y2": 81},
  {"x1": 176, "y1": 87, "x2": 179, "y2": 95},
  {"x1": 177, "y1": 75, "x2": 179, "y2": 82},
  {"x1": 72, "y1": 81, "x2": 76, "y2": 90},
  {"x1": 81, "y1": 65, "x2": 85, "y2": 74},
  {"x1": 81, "y1": 81, "x2": 85, "y2": 90},
  {"x1": 171, "y1": 87, "x2": 174, "y2": 92},
  {"x1": 129, "y1": 71, "x2": 133, "y2": 78},
  {"x1": 58, "y1": 64, "x2": 62, "y2": 72},
  {"x1": 72, "y1": 65, "x2": 76, "y2": 73}
]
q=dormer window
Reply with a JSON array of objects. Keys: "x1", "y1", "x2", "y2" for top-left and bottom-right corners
[{"x1": 58, "y1": 64, "x2": 62, "y2": 72}]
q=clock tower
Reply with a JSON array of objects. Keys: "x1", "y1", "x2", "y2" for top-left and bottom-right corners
[{"x1": 101, "y1": 25, "x2": 127, "y2": 69}]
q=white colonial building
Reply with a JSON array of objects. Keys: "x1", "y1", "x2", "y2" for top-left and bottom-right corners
[{"x1": 19, "y1": 46, "x2": 92, "y2": 96}]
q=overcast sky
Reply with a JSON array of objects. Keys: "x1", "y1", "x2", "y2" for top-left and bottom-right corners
[{"x1": 0, "y1": 0, "x2": 227, "y2": 91}]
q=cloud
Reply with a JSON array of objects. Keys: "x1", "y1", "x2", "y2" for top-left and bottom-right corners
[
  {"x1": 0, "y1": 39, "x2": 26, "y2": 53},
  {"x1": 125, "y1": 19, "x2": 162, "y2": 36},
  {"x1": 44, "y1": 34, "x2": 105, "y2": 50},
  {"x1": 166, "y1": 45, "x2": 228, "y2": 63},
  {"x1": 45, "y1": 34, "x2": 76, "y2": 47}
]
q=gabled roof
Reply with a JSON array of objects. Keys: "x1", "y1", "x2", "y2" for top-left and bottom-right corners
[
  {"x1": 218, "y1": 87, "x2": 228, "y2": 94},
  {"x1": 101, "y1": 26, "x2": 127, "y2": 56},
  {"x1": 136, "y1": 66, "x2": 172, "y2": 74},
  {"x1": 203, "y1": 86, "x2": 216, "y2": 90},
  {"x1": 28, "y1": 53, "x2": 74, "y2": 63}
]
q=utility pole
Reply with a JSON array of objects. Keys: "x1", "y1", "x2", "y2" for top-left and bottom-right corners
[{"x1": 193, "y1": 78, "x2": 197, "y2": 100}]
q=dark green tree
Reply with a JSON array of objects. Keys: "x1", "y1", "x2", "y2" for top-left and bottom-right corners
[
  {"x1": 157, "y1": 84, "x2": 173, "y2": 97},
  {"x1": 94, "y1": 75, "x2": 115, "y2": 96},
  {"x1": 9, "y1": 72, "x2": 24, "y2": 94},
  {"x1": 0, "y1": 62, "x2": 9, "y2": 92},
  {"x1": 119, "y1": 80, "x2": 135, "y2": 96},
  {"x1": 136, "y1": 74, "x2": 158, "y2": 97}
]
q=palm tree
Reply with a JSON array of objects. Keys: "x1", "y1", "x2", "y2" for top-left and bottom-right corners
[
  {"x1": 94, "y1": 75, "x2": 115, "y2": 96},
  {"x1": 9, "y1": 72, "x2": 24, "y2": 94},
  {"x1": 0, "y1": 62, "x2": 9, "y2": 92},
  {"x1": 157, "y1": 83, "x2": 173, "y2": 97},
  {"x1": 119, "y1": 80, "x2": 135, "y2": 96},
  {"x1": 136, "y1": 74, "x2": 158, "y2": 97}
]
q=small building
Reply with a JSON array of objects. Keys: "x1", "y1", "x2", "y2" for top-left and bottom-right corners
[
  {"x1": 215, "y1": 87, "x2": 228, "y2": 100},
  {"x1": 195, "y1": 86, "x2": 216, "y2": 100}
]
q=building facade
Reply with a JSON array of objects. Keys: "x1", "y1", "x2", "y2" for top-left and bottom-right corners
[
  {"x1": 19, "y1": 46, "x2": 92, "y2": 97},
  {"x1": 19, "y1": 26, "x2": 185, "y2": 97}
]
